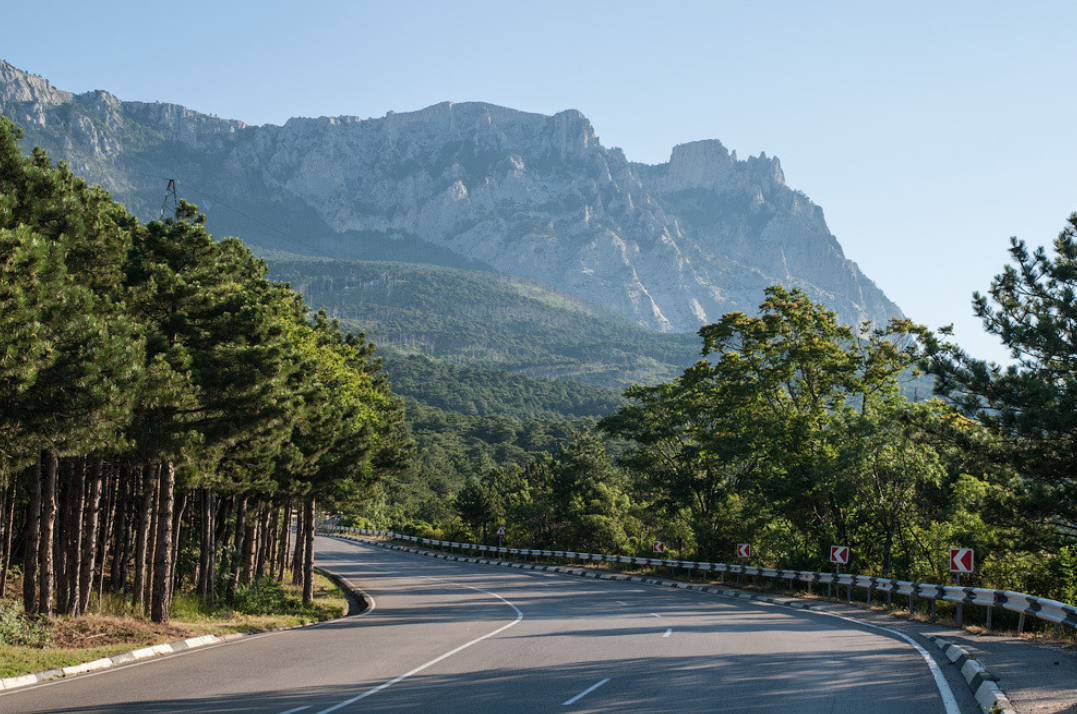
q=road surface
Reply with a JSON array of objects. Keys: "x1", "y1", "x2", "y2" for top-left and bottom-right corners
[{"x1": 0, "y1": 534, "x2": 978, "y2": 713}]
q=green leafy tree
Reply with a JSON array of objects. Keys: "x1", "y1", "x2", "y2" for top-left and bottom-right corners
[{"x1": 920, "y1": 213, "x2": 1077, "y2": 529}]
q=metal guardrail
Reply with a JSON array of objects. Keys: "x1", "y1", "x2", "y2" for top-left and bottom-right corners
[{"x1": 322, "y1": 526, "x2": 1077, "y2": 631}]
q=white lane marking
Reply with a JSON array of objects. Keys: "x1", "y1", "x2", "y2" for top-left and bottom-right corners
[
  {"x1": 311, "y1": 567, "x2": 524, "y2": 714},
  {"x1": 562, "y1": 678, "x2": 611, "y2": 706},
  {"x1": 662, "y1": 628, "x2": 672, "y2": 637},
  {"x1": 339, "y1": 537, "x2": 959, "y2": 714},
  {"x1": 615, "y1": 600, "x2": 627, "y2": 605},
  {"x1": 811, "y1": 610, "x2": 961, "y2": 714},
  {"x1": 277, "y1": 707, "x2": 312, "y2": 714},
  {"x1": 649, "y1": 612, "x2": 660, "y2": 618}
]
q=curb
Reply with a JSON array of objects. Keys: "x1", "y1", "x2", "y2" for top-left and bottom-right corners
[
  {"x1": 0, "y1": 631, "x2": 246, "y2": 692},
  {"x1": 923, "y1": 635, "x2": 1017, "y2": 714},
  {"x1": 0, "y1": 566, "x2": 360, "y2": 694},
  {"x1": 337, "y1": 534, "x2": 1015, "y2": 714}
]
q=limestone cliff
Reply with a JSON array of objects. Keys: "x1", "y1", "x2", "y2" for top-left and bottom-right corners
[{"x1": 0, "y1": 61, "x2": 902, "y2": 331}]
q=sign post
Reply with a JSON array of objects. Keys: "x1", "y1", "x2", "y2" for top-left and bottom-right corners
[
  {"x1": 736, "y1": 544, "x2": 751, "y2": 586},
  {"x1": 495, "y1": 525, "x2": 506, "y2": 550},
  {"x1": 949, "y1": 548, "x2": 974, "y2": 627},
  {"x1": 830, "y1": 545, "x2": 850, "y2": 600},
  {"x1": 652, "y1": 541, "x2": 666, "y2": 576}
]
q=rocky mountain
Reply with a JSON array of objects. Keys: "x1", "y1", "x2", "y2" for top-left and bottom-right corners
[{"x1": 0, "y1": 61, "x2": 902, "y2": 332}]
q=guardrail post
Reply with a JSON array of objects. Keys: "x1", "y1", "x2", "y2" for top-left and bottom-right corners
[
  {"x1": 955, "y1": 574, "x2": 964, "y2": 628},
  {"x1": 1017, "y1": 611, "x2": 1025, "y2": 634}
]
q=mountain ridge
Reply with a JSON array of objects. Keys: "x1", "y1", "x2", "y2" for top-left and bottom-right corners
[{"x1": 0, "y1": 61, "x2": 903, "y2": 333}]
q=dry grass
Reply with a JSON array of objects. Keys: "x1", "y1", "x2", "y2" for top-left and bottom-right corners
[{"x1": 0, "y1": 572, "x2": 348, "y2": 680}]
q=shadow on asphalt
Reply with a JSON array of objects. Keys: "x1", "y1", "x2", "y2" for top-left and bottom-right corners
[{"x1": 26, "y1": 649, "x2": 938, "y2": 713}]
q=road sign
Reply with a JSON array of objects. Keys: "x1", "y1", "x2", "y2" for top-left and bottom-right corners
[
  {"x1": 737, "y1": 544, "x2": 751, "y2": 558},
  {"x1": 949, "y1": 548, "x2": 974, "y2": 573},
  {"x1": 652, "y1": 541, "x2": 665, "y2": 553},
  {"x1": 495, "y1": 526, "x2": 506, "y2": 536},
  {"x1": 830, "y1": 545, "x2": 850, "y2": 565}
]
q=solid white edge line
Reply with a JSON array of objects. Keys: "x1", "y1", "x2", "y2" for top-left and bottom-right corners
[
  {"x1": 562, "y1": 677, "x2": 611, "y2": 706},
  {"x1": 331, "y1": 536, "x2": 961, "y2": 714},
  {"x1": 311, "y1": 573, "x2": 523, "y2": 714},
  {"x1": 811, "y1": 610, "x2": 961, "y2": 714},
  {"x1": 276, "y1": 707, "x2": 312, "y2": 714}
]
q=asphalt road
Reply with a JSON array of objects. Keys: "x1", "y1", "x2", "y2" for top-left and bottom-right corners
[{"x1": 0, "y1": 535, "x2": 980, "y2": 713}]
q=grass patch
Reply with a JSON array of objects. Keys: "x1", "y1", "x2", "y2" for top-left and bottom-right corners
[{"x1": 0, "y1": 572, "x2": 348, "y2": 680}]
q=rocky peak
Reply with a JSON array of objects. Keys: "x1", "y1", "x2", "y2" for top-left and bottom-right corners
[
  {"x1": 660, "y1": 140, "x2": 736, "y2": 191},
  {"x1": 0, "y1": 63, "x2": 904, "y2": 333},
  {"x1": 0, "y1": 61, "x2": 72, "y2": 105}
]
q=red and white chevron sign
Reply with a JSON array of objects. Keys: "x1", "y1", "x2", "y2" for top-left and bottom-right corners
[
  {"x1": 830, "y1": 545, "x2": 850, "y2": 565},
  {"x1": 737, "y1": 543, "x2": 751, "y2": 558},
  {"x1": 652, "y1": 541, "x2": 665, "y2": 553},
  {"x1": 949, "y1": 548, "x2": 974, "y2": 573}
]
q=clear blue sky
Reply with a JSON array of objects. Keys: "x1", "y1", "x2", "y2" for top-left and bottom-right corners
[{"x1": 3, "y1": 0, "x2": 1074, "y2": 363}]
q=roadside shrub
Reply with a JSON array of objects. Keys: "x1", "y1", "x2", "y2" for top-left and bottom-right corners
[{"x1": 0, "y1": 601, "x2": 52, "y2": 647}]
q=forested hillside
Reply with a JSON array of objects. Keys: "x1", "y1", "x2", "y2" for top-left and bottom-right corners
[
  {"x1": 378, "y1": 353, "x2": 624, "y2": 421},
  {"x1": 259, "y1": 251, "x2": 701, "y2": 389}
]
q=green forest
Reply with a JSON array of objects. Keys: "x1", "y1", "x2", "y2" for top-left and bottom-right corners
[
  {"x1": 262, "y1": 252, "x2": 701, "y2": 389},
  {"x1": 348, "y1": 223, "x2": 1077, "y2": 619},
  {"x1": 0, "y1": 116, "x2": 410, "y2": 625},
  {"x1": 3, "y1": 107, "x2": 1077, "y2": 639}
]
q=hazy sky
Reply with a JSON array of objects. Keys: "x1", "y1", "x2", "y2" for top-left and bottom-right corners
[{"x1": 3, "y1": 0, "x2": 1074, "y2": 363}]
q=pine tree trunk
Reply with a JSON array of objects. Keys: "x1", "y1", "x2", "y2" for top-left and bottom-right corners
[
  {"x1": 62, "y1": 458, "x2": 84, "y2": 615},
  {"x1": 242, "y1": 502, "x2": 259, "y2": 585},
  {"x1": 143, "y1": 463, "x2": 162, "y2": 611},
  {"x1": 55, "y1": 458, "x2": 73, "y2": 614},
  {"x1": 23, "y1": 457, "x2": 41, "y2": 614},
  {"x1": 277, "y1": 500, "x2": 292, "y2": 581},
  {"x1": 97, "y1": 462, "x2": 117, "y2": 598},
  {"x1": 151, "y1": 461, "x2": 175, "y2": 624},
  {"x1": 132, "y1": 465, "x2": 155, "y2": 611},
  {"x1": 214, "y1": 496, "x2": 232, "y2": 550},
  {"x1": 255, "y1": 504, "x2": 270, "y2": 579},
  {"x1": 168, "y1": 490, "x2": 187, "y2": 602},
  {"x1": 303, "y1": 498, "x2": 315, "y2": 605},
  {"x1": 227, "y1": 495, "x2": 247, "y2": 605},
  {"x1": 198, "y1": 488, "x2": 216, "y2": 606},
  {"x1": 265, "y1": 503, "x2": 279, "y2": 579},
  {"x1": 38, "y1": 451, "x2": 58, "y2": 616},
  {"x1": 291, "y1": 502, "x2": 304, "y2": 586},
  {"x1": 78, "y1": 459, "x2": 104, "y2": 615},
  {"x1": 0, "y1": 476, "x2": 10, "y2": 595},
  {"x1": 110, "y1": 466, "x2": 131, "y2": 594}
]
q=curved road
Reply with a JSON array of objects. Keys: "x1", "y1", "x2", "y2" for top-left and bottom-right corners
[{"x1": 1, "y1": 535, "x2": 978, "y2": 713}]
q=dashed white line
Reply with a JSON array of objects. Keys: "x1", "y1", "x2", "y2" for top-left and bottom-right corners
[
  {"x1": 649, "y1": 612, "x2": 661, "y2": 618},
  {"x1": 311, "y1": 569, "x2": 523, "y2": 714},
  {"x1": 663, "y1": 628, "x2": 672, "y2": 637},
  {"x1": 562, "y1": 678, "x2": 611, "y2": 706},
  {"x1": 277, "y1": 707, "x2": 311, "y2": 714},
  {"x1": 616, "y1": 600, "x2": 627, "y2": 605}
]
